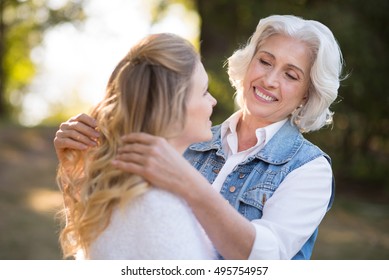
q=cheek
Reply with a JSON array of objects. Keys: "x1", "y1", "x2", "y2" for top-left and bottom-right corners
[
  {"x1": 243, "y1": 66, "x2": 255, "y2": 87},
  {"x1": 283, "y1": 80, "x2": 307, "y2": 97},
  {"x1": 186, "y1": 105, "x2": 203, "y2": 124},
  {"x1": 292, "y1": 84, "x2": 309, "y2": 102},
  {"x1": 243, "y1": 64, "x2": 265, "y2": 91},
  {"x1": 242, "y1": 77, "x2": 253, "y2": 98},
  {"x1": 195, "y1": 101, "x2": 209, "y2": 116}
]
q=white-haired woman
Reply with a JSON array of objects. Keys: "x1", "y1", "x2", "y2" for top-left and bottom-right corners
[{"x1": 55, "y1": 15, "x2": 345, "y2": 260}]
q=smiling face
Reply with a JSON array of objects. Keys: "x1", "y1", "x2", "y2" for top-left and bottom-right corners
[
  {"x1": 170, "y1": 61, "x2": 217, "y2": 153},
  {"x1": 241, "y1": 34, "x2": 312, "y2": 127}
]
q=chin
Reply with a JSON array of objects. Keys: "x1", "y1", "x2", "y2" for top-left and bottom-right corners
[
  {"x1": 204, "y1": 131, "x2": 213, "y2": 142},
  {"x1": 195, "y1": 132, "x2": 212, "y2": 143}
]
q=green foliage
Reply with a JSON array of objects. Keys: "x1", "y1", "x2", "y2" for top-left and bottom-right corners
[
  {"x1": 149, "y1": 0, "x2": 197, "y2": 24},
  {"x1": 0, "y1": 0, "x2": 86, "y2": 120}
]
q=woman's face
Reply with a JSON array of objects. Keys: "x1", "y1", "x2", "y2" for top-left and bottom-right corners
[
  {"x1": 241, "y1": 34, "x2": 312, "y2": 127},
  {"x1": 172, "y1": 61, "x2": 217, "y2": 151}
]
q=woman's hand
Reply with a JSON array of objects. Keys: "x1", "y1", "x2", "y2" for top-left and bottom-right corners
[
  {"x1": 54, "y1": 113, "x2": 100, "y2": 163},
  {"x1": 111, "y1": 132, "x2": 196, "y2": 195},
  {"x1": 112, "y1": 132, "x2": 256, "y2": 259}
]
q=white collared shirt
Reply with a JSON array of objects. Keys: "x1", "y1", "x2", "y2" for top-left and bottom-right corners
[
  {"x1": 212, "y1": 111, "x2": 287, "y2": 193},
  {"x1": 213, "y1": 110, "x2": 332, "y2": 259}
]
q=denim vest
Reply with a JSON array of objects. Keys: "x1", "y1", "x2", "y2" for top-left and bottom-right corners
[{"x1": 183, "y1": 121, "x2": 335, "y2": 260}]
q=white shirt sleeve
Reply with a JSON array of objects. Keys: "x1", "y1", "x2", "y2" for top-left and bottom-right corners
[{"x1": 248, "y1": 156, "x2": 333, "y2": 260}]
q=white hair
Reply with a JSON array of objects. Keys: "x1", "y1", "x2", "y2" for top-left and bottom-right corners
[{"x1": 227, "y1": 15, "x2": 345, "y2": 132}]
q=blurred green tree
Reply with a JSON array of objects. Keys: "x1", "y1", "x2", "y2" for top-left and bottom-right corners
[{"x1": 0, "y1": 0, "x2": 86, "y2": 121}]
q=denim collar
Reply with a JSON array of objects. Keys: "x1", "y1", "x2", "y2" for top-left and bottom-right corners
[{"x1": 187, "y1": 120, "x2": 304, "y2": 165}]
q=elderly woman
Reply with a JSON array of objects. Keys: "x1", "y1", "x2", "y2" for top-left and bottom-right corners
[{"x1": 55, "y1": 15, "x2": 345, "y2": 260}]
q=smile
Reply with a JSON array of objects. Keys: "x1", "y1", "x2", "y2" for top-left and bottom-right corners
[{"x1": 254, "y1": 87, "x2": 277, "y2": 102}]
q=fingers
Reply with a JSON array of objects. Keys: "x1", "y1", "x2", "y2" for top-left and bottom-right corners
[
  {"x1": 70, "y1": 113, "x2": 98, "y2": 128},
  {"x1": 59, "y1": 124, "x2": 98, "y2": 147},
  {"x1": 114, "y1": 144, "x2": 155, "y2": 176},
  {"x1": 54, "y1": 114, "x2": 100, "y2": 152},
  {"x1": 117, "y1": 142, "x2": 151, "y2": 155},
  {"x1": 111, "y1": 159, "x2": 144, "y2": 175},
  {"x1": 112, "y1": 149, "x2": 152, "y2": 176},
  {"x1": 113, "y1": 133, "x2": 167, "y2": 176},
  {"x1": 55, "y1": 136, "x2": 89, "y2": 151},
  {"x1": 63, "y1": 117, "x2": 100, "y2": 140},
  {"x1": 119, "y1": 133, "x2": 172, "y2": 159},
  {"x1": 112, "y1": 132, "x2": 190, "y2": 193}
]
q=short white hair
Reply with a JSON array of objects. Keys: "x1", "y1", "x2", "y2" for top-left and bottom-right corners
[{"x1": 227, "y1": 15, "x2": 345, "y2": 132}]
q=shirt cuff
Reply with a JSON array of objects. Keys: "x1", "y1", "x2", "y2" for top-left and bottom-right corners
[{"x1": 248, "y1": 222, "x2": 282, "y2": 260}]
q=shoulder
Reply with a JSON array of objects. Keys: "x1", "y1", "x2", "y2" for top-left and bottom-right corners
[
  {"x1": 298, "y1": 137, "x2": 332, "y2": 166},
  {"x1": 101, "y1": 189, "x2": 216, "y2": 259},
  {"x1": 117, "y1": 189, "x2": 192, "y2": 228}
]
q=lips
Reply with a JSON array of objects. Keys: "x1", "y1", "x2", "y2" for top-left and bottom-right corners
[{"x1": 254, "y1": 87, "x2": 278, "y2": 102}]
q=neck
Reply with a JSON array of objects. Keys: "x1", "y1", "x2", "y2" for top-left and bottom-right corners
[
  {"x1": 168, "y1": 139, "x2": 188, "y2": 155},
  {"x1": 236, "y1": 112, "x2": 269, "y2": 152}
]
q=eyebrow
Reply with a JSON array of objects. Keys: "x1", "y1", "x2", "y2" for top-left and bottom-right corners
[
  {"x1": 287, "y1": 64, "x2": 306, "y2": 78},
  {"x1": 259, "y1": 51, "x2": 306, "y2": 78}
]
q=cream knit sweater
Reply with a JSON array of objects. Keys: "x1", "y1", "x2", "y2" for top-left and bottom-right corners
[{"x1": 79, "y1": 188, "x2": 215, "y2": 260}]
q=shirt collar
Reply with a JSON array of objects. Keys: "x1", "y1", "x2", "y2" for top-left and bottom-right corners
[
  {"x1": 220, "y1": 110, "x2": 242, "y2": 141},
  {"x1": 263, "y1": 118, "x2": 288, "y2": 146},
  {"x1": 220, "y1": 110, "x2": 287, "y2": 155}
]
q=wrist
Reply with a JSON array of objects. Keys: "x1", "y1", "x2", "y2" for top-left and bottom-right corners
[{"x1": 178, "y1": 170, "x2": 211, "y2": 205}]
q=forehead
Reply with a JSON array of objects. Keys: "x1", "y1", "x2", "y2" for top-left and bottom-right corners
[
  {"x1": 257, "y1": 34, "x2": 312, "y2": 69},
  {"x1": 192, "y1": 61, "x2": 208, "y2": 83}
]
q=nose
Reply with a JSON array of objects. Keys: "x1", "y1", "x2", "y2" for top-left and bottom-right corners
[
  {"x1": 263, "y1": 69, "x2": 279, "y2": 88},
  {"x1": 209, "y1": 94, "x2": 217, "y2": 107}
]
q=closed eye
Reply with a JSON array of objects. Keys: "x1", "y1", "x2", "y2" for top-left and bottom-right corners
[
  {"x1": 259, "y1": 59, "x2": 271, "y2": 66},
  {"x1": 286, "y1": 73, "x2": 298, "y2": 80}
]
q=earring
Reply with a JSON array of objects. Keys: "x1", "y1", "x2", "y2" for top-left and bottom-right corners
[{"x1": 292, "y1": 104, "x2": 303, "y2": 116}]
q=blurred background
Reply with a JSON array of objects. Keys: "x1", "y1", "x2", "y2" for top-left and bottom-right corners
[{"x1": 0, "y1": 0, "x2": 388, "y2": 259}]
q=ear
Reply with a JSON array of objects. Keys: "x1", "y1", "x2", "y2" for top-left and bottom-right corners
[{"x1": 301, "y1": 94, "x2": 309, "y2": 106}]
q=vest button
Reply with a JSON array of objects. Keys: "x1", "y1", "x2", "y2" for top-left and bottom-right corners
[
  {"x1": 229, "y1": 186, "x2": 236, "y2": 193},
  {"x1": 239, "y1": 173, "x2": 245, "y2": 179},
  {"x1": 213, "y1": 169, "x2": 220, "y2": 174}
]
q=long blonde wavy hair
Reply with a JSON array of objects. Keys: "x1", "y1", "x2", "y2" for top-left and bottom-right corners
[{"x1": 57, "y1": 33, "x2": 199, "y2": 259}]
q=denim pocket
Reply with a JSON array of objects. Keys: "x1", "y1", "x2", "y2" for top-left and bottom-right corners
[{"x1": 238, "y1": 186, "x2": 274, "y2": 220}]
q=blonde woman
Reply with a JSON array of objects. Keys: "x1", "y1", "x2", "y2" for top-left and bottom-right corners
[{"x1": 56, "y1": 33, "x2": 217, "y2": 259}]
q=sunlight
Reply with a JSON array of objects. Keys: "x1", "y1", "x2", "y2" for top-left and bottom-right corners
[
  {"x1": 21, "y1": 0, "x2": 200, "y2": 126},
  {"x1": 26, "y1": 188, "x2": 63, "y2": 213}
]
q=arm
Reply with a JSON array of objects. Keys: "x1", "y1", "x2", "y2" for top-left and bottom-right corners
[
  {"x1": 249, "y1": 156, "x2": 332, "y2": 259},
  {"x1": 111, "y1": 133, "x2": 256, "y2": 260}
]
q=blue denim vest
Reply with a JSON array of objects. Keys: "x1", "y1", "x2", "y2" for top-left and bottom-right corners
[{"x1": 183, "y1": 121, "x2": 335, "y2": 260}]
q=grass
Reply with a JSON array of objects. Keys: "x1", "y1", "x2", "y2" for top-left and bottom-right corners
[{"x1": 0, "y1": 124, "x2": 388, "y2": 260}]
